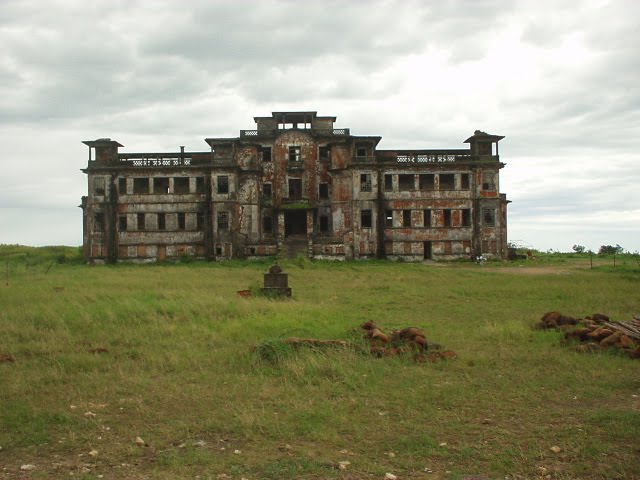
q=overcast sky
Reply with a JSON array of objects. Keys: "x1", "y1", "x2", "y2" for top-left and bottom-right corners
[{"x1": 1, "y1": 0, "x2": 638, "y2": 252}]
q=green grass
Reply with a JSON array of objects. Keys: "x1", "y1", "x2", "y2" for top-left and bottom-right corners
[{"x1": 0, "y1": 248, "x2": 639, "y2": 479}]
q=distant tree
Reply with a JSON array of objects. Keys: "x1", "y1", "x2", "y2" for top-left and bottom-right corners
[
  {"x1": 572, "y1": 244, "x2": 586, "y2": 254},
  {"x1": 598, "y1": 244, "x2": 623, "y2": 255}
]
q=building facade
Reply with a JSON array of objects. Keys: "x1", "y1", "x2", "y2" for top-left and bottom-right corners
[{"x1": 81, "y1": 111, "x2": 508, "y2": 263}]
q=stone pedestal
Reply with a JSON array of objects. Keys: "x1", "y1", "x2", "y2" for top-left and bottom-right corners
[{"x1": 261, "y1": 265, "x2": 292, "y2": 297}]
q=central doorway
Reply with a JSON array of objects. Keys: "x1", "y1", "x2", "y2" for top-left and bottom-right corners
[{"x1": 284, "y1": 210, "x2": 307, "y2": 237}]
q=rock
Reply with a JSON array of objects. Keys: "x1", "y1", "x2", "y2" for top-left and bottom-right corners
[
  {"x1": 192, "y1": 440, "x2": 207, "y2": 448},
  {"x1": 550, "y1": 445, "x2": 561, "y2": 453},
  {"x1": 88, "y1": 449, "x2": 98, "y2": 457},
  {"x1": 384, "y1": 474, "x2": 398, "y2": 480},
  {"x1": 135, "y1": 436, "x2": 146, "y2": 446},
  {"x1": 0, "y1": 353, "x2": 15, "y2": 363},
  {"x1": 84, "y1": 412, "x2": 96, "y2": 418},
  {"x1": 338, "y1": 461, "x2": 351, "y2": 470},
  {"x1": 21, "y1": 464, "x2": 36, "y2": 471},
  {"x1": 233, "y1": 449, "x2": 241, "y2": 454}
]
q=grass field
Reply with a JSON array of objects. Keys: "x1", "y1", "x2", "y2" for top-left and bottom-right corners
[{"x1": 0, "y1": 247, "x2": 639, "y2": 479}]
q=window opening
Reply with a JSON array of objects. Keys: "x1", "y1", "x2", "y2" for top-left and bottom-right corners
[
  {"x1": 178, "y1": 212, "x2": 186, "y2": 230},
  {"x1": 133, "y1": 178, "x2": 149, "y2": 194},
  {"x1": 356, "y1": 143, "x2": 368, "y2": 157},
  {"x1": 118, "y1": 177, "x2": 127, "y2": 194},
  {"x1": 483, "y1": 208, "x2": 496, "y2": 226},
  {"x1": 119, "y1": 215, "x2": 127, "y2": 231},
  {"x1": 217, "y1": 176, "x2": 229, "y2": 194},
  {"x1": 361, "y1": 209, "x2": 372, "y2": 228},
  {"x1": 197, "y1": 213, "x2": 205, "y2": 230},
  {"x1": 385, "y1": 210, "x2": 393, "y2": 227},
  {"x1": 94, "y1": 213, "x2": 104, "y2": 231},
  {"x1": 93, "y1": 178, "x2": 105, "y2": 196},
  {"x1": 263, "y1": 183, "x2": 272, "y2": 197},
  {"x1": 137, "y1": 213, "x2": 146, "y2": 230},
  {"x1": 262, "y1": 147, "x2": 272, "y2": 162},
  {"x1": 288, "y1": 146, "x2": 301, "y2": 163},
  {"x1": 423, "y1": 209, "x2": 431, "y2": 227},
  {"x1": 319, "y1": 183, "x2": 329, "y2": 199},
  {"x1": 288, "y1": 178, "x2": 302, "y2": 199},
  {"x1": 319, "y1": 215, "x2": 329, "y2": 233},
  {"x1": 439, "y1": 174, "x2": 455, "y2": 190},
  {"x1": 360, "y1": 173, "x2": 372, "y2": 192},
  {"x1": 462, "y1": 209, "x2": 471, "y2": 227},
  {"x1": 174, "y1": 177, "x2": 190, "y2": 194},
  {"x1": 443, "y1": 209, "x2": 452, "y2": 227},
  {"x1": 402, "y1": 209, "x2": 412, "y2": 227},
  {"x1": 419, "y1": 174, "x2": 435, "y2": 190},
  {"x1": 158, "y1": 213, "x2": 166, "y2": 231},
  {"x1": 263, "y1": 215, "x2": 273, "y2": 234},
  {"x1": 319, "y1": 146, "x2": 330, "y2": 161},
  {"x1": 461, "y1": 173, "x2": 470, "y2": 190},
  {"x1": 217, "y1": 211, "x2": 229, "y2": 231},
  {"x1": 154, "y1": 177, "x2": 169, "y2": 194},
  {"x1": 482, "y1": 172, "x2": 495, "y2": 190},
  {"x1": 399, "y1": 174, "x2": 414, "y2": 191},
  {"x1": 195, "y1": 177, "x2": 205, "y2": 193}
]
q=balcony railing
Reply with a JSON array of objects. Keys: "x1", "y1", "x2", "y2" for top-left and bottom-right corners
[
  {"x1": 377, "y1": 149, "x2": 472, "y2": 164},
  {"x1": 240, "y1": 128, "x2": 350, "y2": 138}
]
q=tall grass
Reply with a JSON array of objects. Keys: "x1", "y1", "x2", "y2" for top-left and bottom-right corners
[{"x1": 0, "y1": 251, "x2": 638, "y2": 479}]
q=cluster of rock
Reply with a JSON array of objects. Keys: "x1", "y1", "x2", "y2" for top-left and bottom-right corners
[
  {"x1": 360, "y1": 321, "x2": 457, "y2": 362},
  {"x1": 537, "y1": 311, "x2": 640, "y2": 359}
]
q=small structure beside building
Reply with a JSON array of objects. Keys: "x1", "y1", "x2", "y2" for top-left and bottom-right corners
[
  {"x1": 261, "y1": 264, "x2": 292, "y2": 297},
  {"x1": 80, "y1": 111, "x2": 508, "y2": 263}
]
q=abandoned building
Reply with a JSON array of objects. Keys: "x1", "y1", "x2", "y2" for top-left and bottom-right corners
[{"x1": 81, "y1": 111, "x2": 508, "y2": 263}]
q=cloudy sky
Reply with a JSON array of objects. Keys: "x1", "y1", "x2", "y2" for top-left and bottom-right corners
[{"x1": 1, "y1": 0, "x2": 638, "y2": 252}]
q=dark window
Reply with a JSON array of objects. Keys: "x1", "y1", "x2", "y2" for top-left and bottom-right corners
[
  {"x1": 402, "y1": 209, "x2": 412, "y2": 227},
  {"x1": 119, "y1": 215, "x2": 127, "y2": 231},
  {"x1": 289, "y1": 146, "x2": 301, "y2": 162},
  {"x1": 443, "y1": 209, "x2": 452, "y2": 227},
  {"x1": 262, "y1": 147, "x2": 272, "y2": 162},
  {"x1": 319, "y1": 146, "x2": 330, "y2": 161},
  {"x1": 462, "y1": 209, "x2": 471, "y2": 227},
  {"x1": 461, "y1": 173, "x2": 470, "y2": 189},
  {"x1": 94, "y1": 178, "x2": 105, "y2": 196},
  {"x1": 423, "y1": 209, "x2": 431, "y2": 227},
  {"x1": 137, "y1": 213, "x2": 145, "y2": 230},
  {"x1": 361, "y1": 209, "x2": 372, "y2": 228},
  {"x1": 217, "y1": 176, "x2": 229, "y2": 194},
  {"x1": 197, "y1": 213, "x2": 205, "y2": 230},
  {"x1": 288, "y1": 178, "x2": 302, "y2": 199},
  {"x1": 384, "y1": 174, "x2": 393, "y2": 191},
  {"x1": 174, "y1": 177, "x2": 190, "y2": 194},
  {"x1": 118, "y1": 177, "x2": 127, "y2": 194},
  {"x1": 94, "y1": 213, "x2": 104, "y2": 231},
  {"x1": 319, "y1": 183, "x2": 329, "y2": 199},
  {"x1": 399, "y1": 174, "x2": 414, "y2": 191},
  {"x1": 263, "y1": 183, "x2": 272, "y2": 197},
  {"x1": 419, "y1": 174, "x2": 435, "y2": 190},
  {"x1": 360, "y1": 173, "x2": 372, "y2": 192},
  {"x1": 133, "y1": 178, "x2": 149, "y2": 194},
  {"x1": 482, "y1": 172, "x2": 495, "y2": 190},
  {"x1": 356, "y1": 143, "x2": 368, "y2": 157},
  {"x1": 154, "y1": 177, "x2": 169, "y2": 194},
  {"x1": 158, "y1": 213, "x2": 166, "y2": 231},
  {"x1": 195, "y1": 177, "x2": 205, "y2": 193},
  {"x1": 217, "y1": 211, "x2": 229, "y2": 231},
  {"x1": 385, "y1": 210, "x2": 393, "y2": 227},
  {"x1": 483, "y1": 208, "x2": 496, "y2": 226},
  {"x1": 439, "y1": 174, "x2": 455, "y2": 190},
  {"x1": 263, "y1": 215, "x2": 273, "y2": 234},
  {"x1": 177, "y1": 212, "x2": 186, "y2": 230},
  {"x1": 319, "y1": 215, "x2": 329, "y2": 233}
]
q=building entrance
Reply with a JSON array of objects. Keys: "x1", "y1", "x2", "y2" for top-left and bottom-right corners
[{"x1": 284, "y1": 210, "x2": 307, "y2": 237}]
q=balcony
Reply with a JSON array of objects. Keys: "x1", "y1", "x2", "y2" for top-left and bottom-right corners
[{"x1": 240, "y1": 128, "x2": 350, "y2": 138}]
